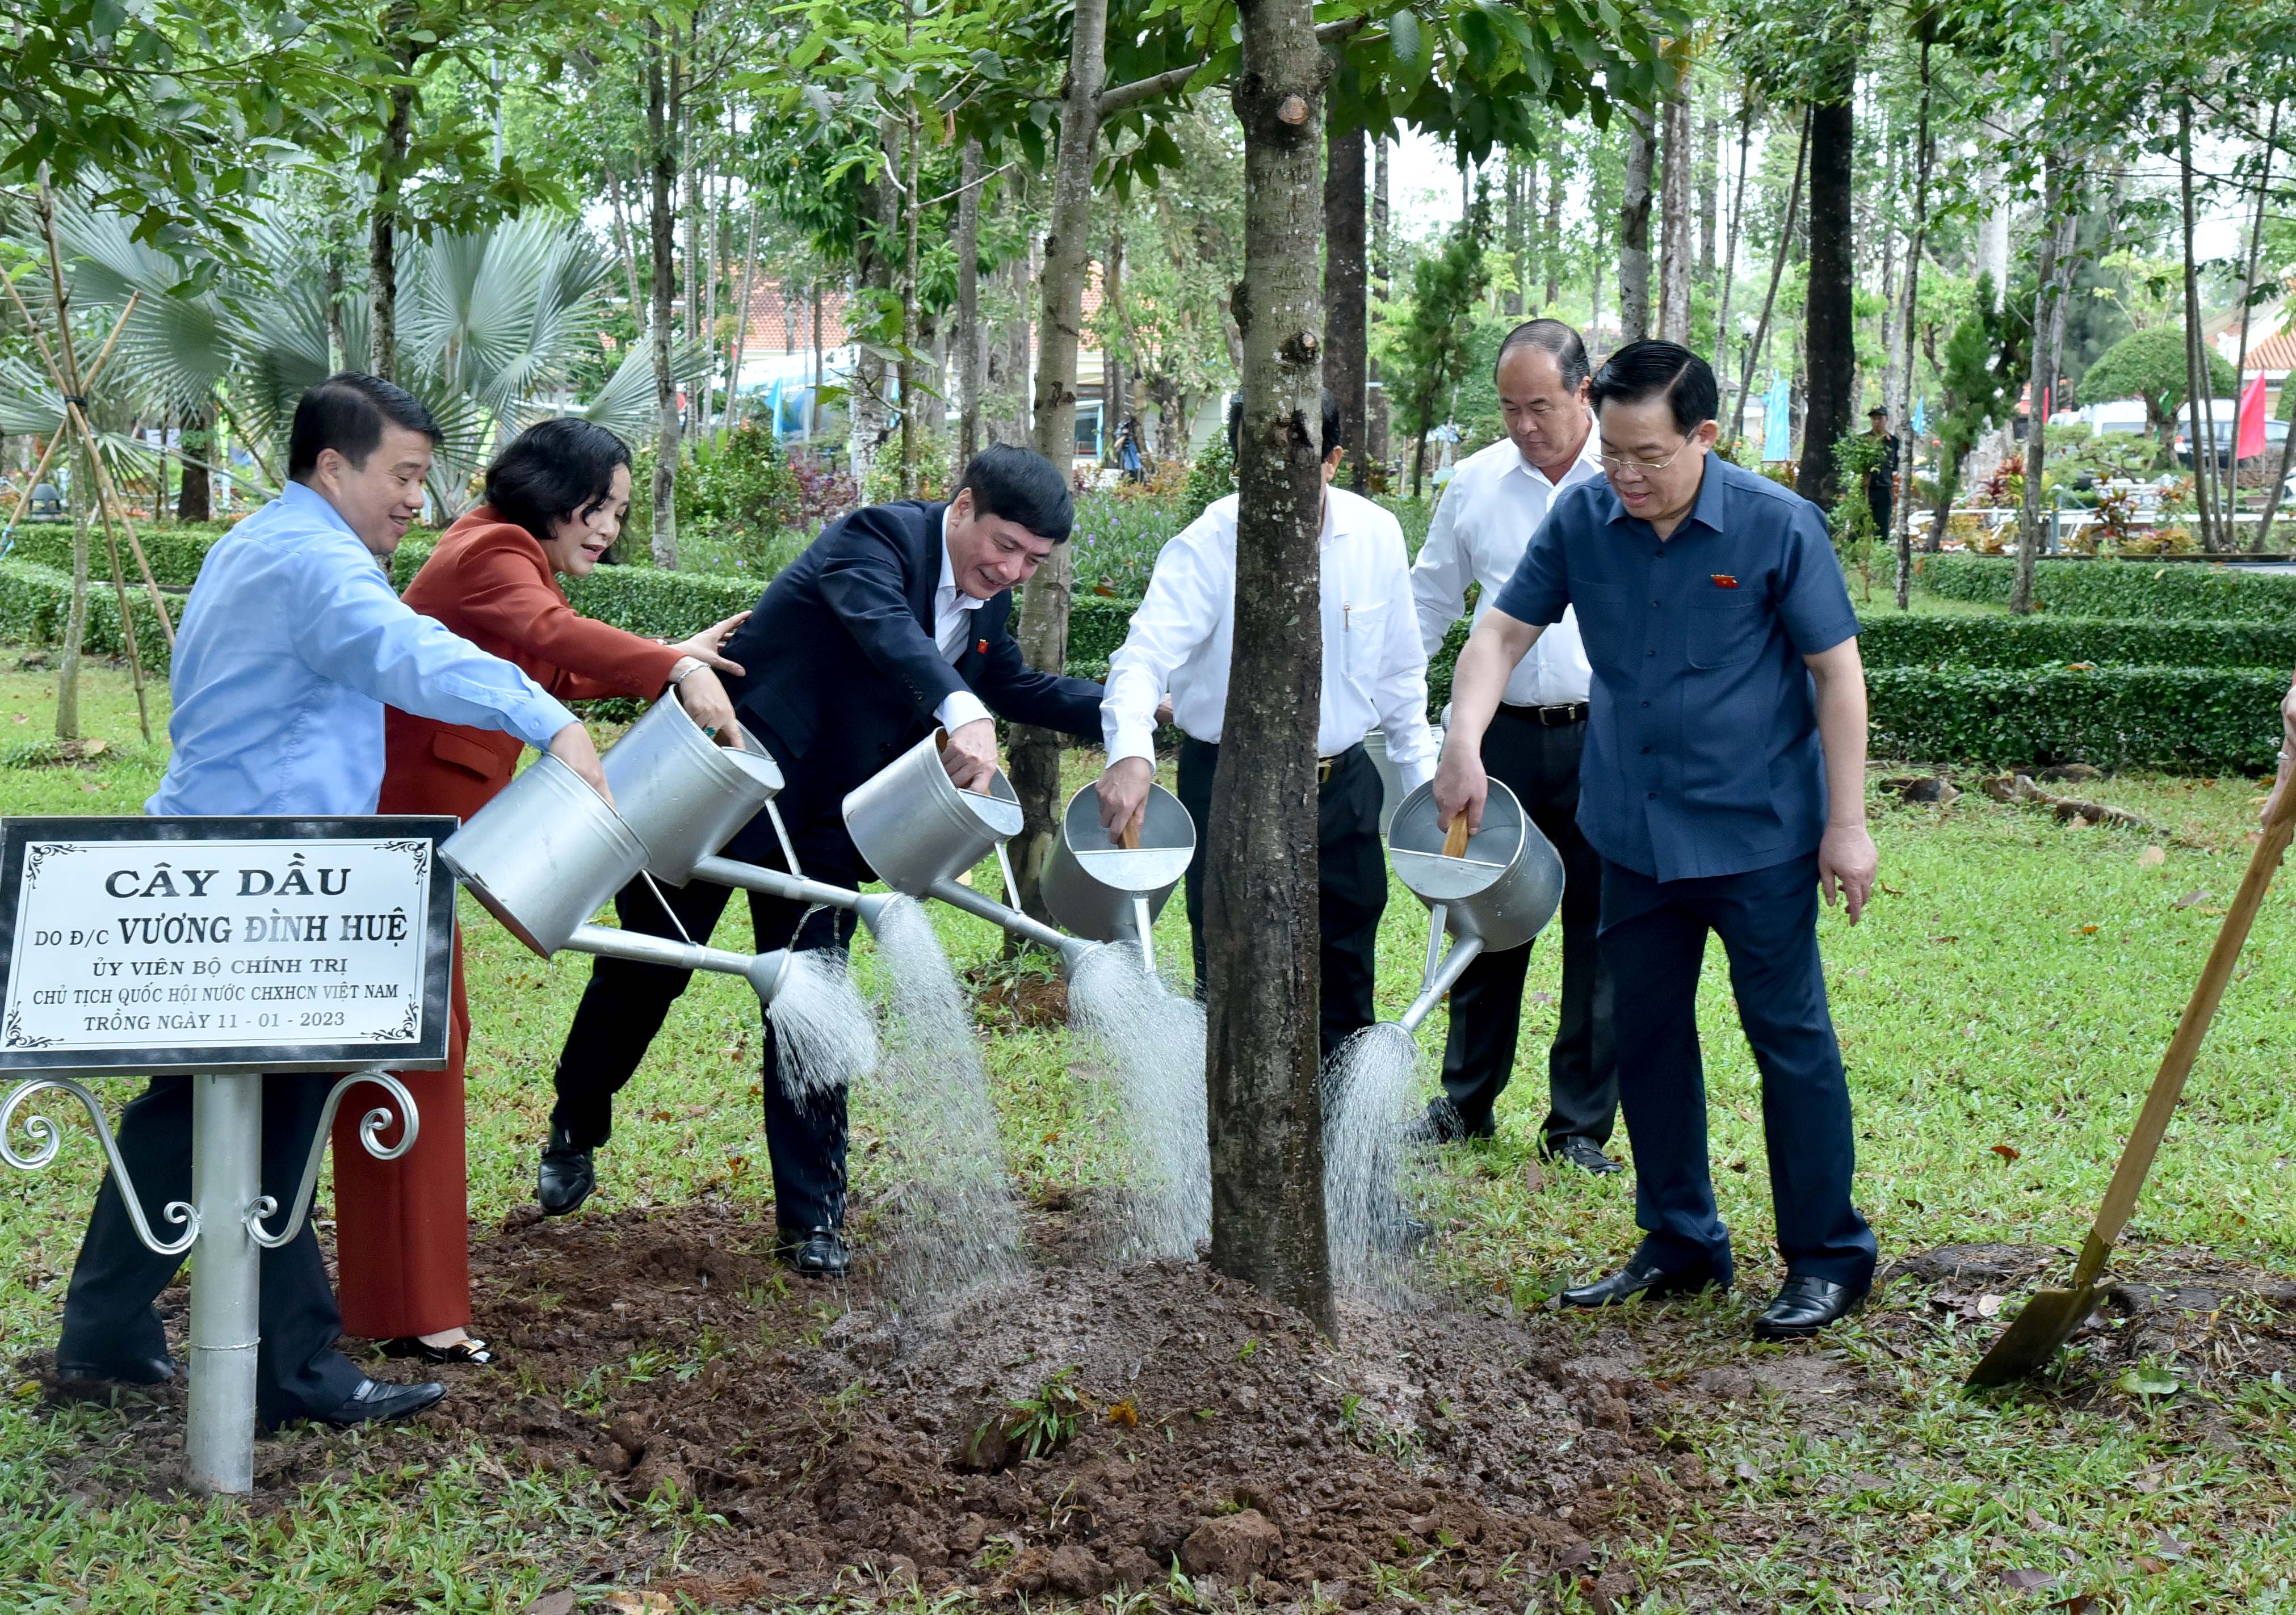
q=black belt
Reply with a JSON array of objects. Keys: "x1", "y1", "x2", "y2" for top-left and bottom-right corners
[
  {"x1": 1316, "y1": 741, "x2": 1367, "y2": 784},
  {"x1": 1498, "y1": 701, "x2": 1589, "y2": 727}
]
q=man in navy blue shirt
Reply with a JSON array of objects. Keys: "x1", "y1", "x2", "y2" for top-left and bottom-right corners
[{"x1": 1434, "y1": 340, "x2": 1879, "y2": 1339}]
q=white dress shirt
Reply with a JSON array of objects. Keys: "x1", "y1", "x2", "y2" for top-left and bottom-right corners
[
  {"x1": 1102, "y1": 486, "x2": 1438, "y2": 791},
  {"x1": 1410, "y1": 430, "x2": 1606, "y2": 708},
  {"x1": 934, "y1": 507, "x2": 992, "y2": 733}
]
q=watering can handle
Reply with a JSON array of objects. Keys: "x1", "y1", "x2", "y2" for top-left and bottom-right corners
[
  {"x1": 1118, "y1": 819, "x2": 1141, "y2": 851},
  {"x1": 1441, "y1": 815, "x2": 1471, "y2": 859},
  {"x1": 2073, "y1": 768, "x2": 2296, "y2": 1285}
]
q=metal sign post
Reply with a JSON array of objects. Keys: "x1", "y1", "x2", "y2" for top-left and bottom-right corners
[{"x1": 0, "y1": 816, "x2": 456, "y2": 1495}]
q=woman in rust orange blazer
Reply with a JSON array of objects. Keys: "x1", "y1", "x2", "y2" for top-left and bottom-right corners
[{"x1": 333, "y1": 417, "x2": 747, "y2": 1364}]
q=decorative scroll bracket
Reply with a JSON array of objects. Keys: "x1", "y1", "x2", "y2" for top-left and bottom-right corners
[
  {"x1": 1, "y1": 1076, "x2": 199, "y2": 1256},
  {"x1": 244, "y1": 1068, "x2": 419, "y2": 1250}
]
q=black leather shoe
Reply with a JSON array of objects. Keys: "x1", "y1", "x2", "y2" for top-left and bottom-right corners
[
  {"x1": 1544, "y1": 1138, "x2": 1625, "y2": 1176},
  {"x1": 777, "y1": 1226, "x2": 850, "y2": 1278},
  {"x1": 1752, "y1": 1275, "x2": 1869, "y2": 1340},
  {"x1": 1559, "y1": 1256, "x2": 1724, "y2": 1309},
  {"x1": 55, "y1": 1354, "x2": 179, "y2": 1386},
  {"x1": 537, "y1": 1126, "x2": 595, "y2": 1217},
  {"x1": 312, "y1": 1375, "x2": 448, "y2": 1426}
]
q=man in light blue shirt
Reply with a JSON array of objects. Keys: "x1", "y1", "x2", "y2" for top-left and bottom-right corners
[{"x1": 57, "y1": 373, "x2": 607, "y2": 1428}]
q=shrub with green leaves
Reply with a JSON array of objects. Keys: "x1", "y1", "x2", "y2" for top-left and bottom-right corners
[
  {"x1": 1867, "y1": 665, "x2": 2285, "y2": 772},
  {"x1": 1919, "y1": 554, "x2": 2296, "y2": 623},
  {"x1": 1857, "y1": 614, "x2": 2296, "y2": 671}
]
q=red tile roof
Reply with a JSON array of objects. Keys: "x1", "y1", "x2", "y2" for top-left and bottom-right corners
[
  {"x1": 2244, "y1": 332, "x2": 2296, "y2": 373},
  {"x1": 736, "y1": 278, "x2": 850, "y2": 352}
]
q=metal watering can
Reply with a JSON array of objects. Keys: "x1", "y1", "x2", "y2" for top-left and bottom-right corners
[
  {"x1": 1384, "y1": 780, "x2": 1564, "y2": 1032},
  {"x1": 1039, "y1": 782, "x2": 1193, "y2": 971},
  {"x1": 604, "y1": 689, "x2": 898, "y2": 933},
  {"x1": 440, "y1": 718, "x2": 795, "y2": 1004},
  {"x1": 842, "y1": 729, "x2": 1098, "y2": 973}
]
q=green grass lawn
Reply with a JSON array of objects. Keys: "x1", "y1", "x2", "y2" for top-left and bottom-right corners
[{"x1": 3, "y1": 650, "x2": 2294, "y2": 1610}]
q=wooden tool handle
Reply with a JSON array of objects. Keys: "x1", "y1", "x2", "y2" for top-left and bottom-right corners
[
  {"x1": 1118, "y1": 818, "x2": 1141, "y2": 850},
  {"x1": 2075, "y1": 768, "x2": 2296, "y2": 1284},
  {"x1": 1442, "y1": 815, "x2": 1471, "y2": 858}
]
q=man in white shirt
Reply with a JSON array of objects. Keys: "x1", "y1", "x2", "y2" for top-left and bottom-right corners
[
  {"x1": 1097, "y1": 392, "x2": 1437, "y2": 1053},
  {"x1": 1408, "y1": 319, "x2": 1619, "y2": 1171}
]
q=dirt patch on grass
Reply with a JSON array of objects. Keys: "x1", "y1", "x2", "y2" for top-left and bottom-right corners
[
  {"x1": 441, "y1": 1199, "x2": 1667, "y2": 1608},
  {"x1": 964, "y1": 964, "x2": 1070, "y2": 1033}
]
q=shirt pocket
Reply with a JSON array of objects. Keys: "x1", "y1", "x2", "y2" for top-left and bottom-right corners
[
  {"x1": 1338, "y1": 596, "x2": 1389, "y2": 689},
  {"x1": 1686, "y1": 593, "x2": 1770, "y2": 670}
]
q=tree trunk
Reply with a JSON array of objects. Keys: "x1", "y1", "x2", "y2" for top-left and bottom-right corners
[
  {"x1": 609, "y1": 168, "x2": 647, "y2": 338},
  {"x1": 1658, "y1": 90, "x2": 1693, "y2": 342},
  {"x1": 367, "y1": 74, "x2": 417, "y2": 384},
  {"x1": 2232, "y1": 103, "x2": 2278, "y2": 547},
  {"x1": 1214, "y1": 0, "x2": 1335, "y2": 1334},
  {"x1": 899, "y1": 110, "x2": 922, "y2": 499},
  {"x1": 1711, "y1": 92, "x2": 1751, "y2": 415},
  {"x1": 1618, "y1": 107, "x2": 1654, "y2": 344},
  {"x1": 1891, "y1": 38, "x2": 1932, "y2": 612},
  {"x1": 1501, "y1": 150, "x2": 1525, "y2": 317},
  {"x1": 1728, "y1": 106, "x2": 1808, "y2": 448},
  {"x1": 177, "y1": 397, "x2": 213, "y2": 523},
  {"x1": 57, "y1": 441, "x2": 89, "y2": 740},
  {"x1": 1324, "y1": 111, "x2": 1367, "y2": 488},
  {"x1": 1542, "y1": 157, "x2": 1563, "y2": 307},
  {"x1": 2012, "y1": 163, "x2": 2072, "y2": 616},
  {"x1": 2177, "y1": 105, "x2": 2222, "y2": 554},
  {"x1": 1369, "y1": 137, "x2": 1390, "y2": 470},
  {"x1": 849, "y1": 118, "x2": 899, "y2": 493},
  {"x1": 1105, "y1": 217, "x2": 1129, "y2": 459},
  {"x1": 956, "y1": 137, "x2": 984, "y2": 465},
  {"x1": 1010, "y1": 0, "x2": 1109, "y2": 930},
  {"x1": 987, "y1": 240, "x2": 1032, "y2": 446},
  {"x1": 723, "y1": 195, "x2": 760, "y2": 436},
  {"x1": 1697, "y1": 108, "x2": 1719, "y2": 279},
  {"x1": 1795, "y1": 72, "x2": 1856, "y2": 510},
  {"x1": 811, "y1": 284, "x2": 824, "y2": 436},
  {"x1": 323, "y1": 256, "x2": 347, "y2": 372},
  {"x1": 682, "y1": 123, "x2": 700, "y2": 348},
  {"x1": 646, "y1": 25, "x2": 682, "y2": 567}
]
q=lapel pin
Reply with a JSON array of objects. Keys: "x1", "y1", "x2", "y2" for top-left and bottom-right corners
[
  {"x1": 1711, "y1": 573, "x2": 1739, "y2": 589},
  {"x1": 976, "y1": 638, "x2": 989, "y2": 655}
]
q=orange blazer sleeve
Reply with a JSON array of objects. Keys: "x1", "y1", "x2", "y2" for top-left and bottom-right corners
[{"x1": 441, "y1": 534, "x2": 686, "y2": 702}]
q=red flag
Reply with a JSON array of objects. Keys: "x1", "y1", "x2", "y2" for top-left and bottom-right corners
[{"x1": 2237, "y1": 373, "x2": 2268, "y2": 461}]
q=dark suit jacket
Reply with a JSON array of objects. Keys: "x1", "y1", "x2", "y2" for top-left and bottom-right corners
[{"x1": 720, "y1": 498, "x2": 1103, "y2": 840}]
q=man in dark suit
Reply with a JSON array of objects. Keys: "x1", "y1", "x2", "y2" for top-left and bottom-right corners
[{"x1": 535, "y1": 444, "x2": 1104, "y2": 1275}]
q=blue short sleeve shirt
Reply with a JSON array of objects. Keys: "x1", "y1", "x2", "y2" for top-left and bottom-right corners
[{"x1": 1491, "y1": 455, "x2": 1860, "y2": 883}]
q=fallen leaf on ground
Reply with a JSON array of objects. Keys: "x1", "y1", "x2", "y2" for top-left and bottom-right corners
[
  {"x1": 605, "y1": 1593, "x2": 672, "y2": 1615},
  {"x1": 1991, "y1": 1143, "x2": 2022, "y2": 1163},
  {"x1": 2118, "y1": 1366, "x2": 2181, "y2": 1398},
  {"x1": 521, "y1": 1595, "x2": 576, "y2": 1615},
  {"x1": 2139, "y1": 846, "x2": 2166, "y2": 866},
  {"x1": 2078, "y1": 923, "x2": 2099, "y2": 934},
  {"x1": 1977, "y1": 1294, "x2": 2005, "y2": 1318},
  {"x1": 2136, "y1": 1555, "x2": 2171, "y2": 1575},
  {"x1": 2000, "y1": 1567, "x2": 2058, "y2": 1590},
  {"x1": 1522, "y1": 1159, "x2": 1546, "y2": 1194}
]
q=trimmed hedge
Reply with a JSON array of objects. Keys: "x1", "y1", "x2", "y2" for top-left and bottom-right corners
[
  {"x1": 1920, "y1": 554, "x2": 2296, "y2": 624},
  {"x1": 390, "y1": 536, "x2": 758, "y2": 635},
  {"x1": 1867, "y1": 665, "x2": 2287, "y2": 772},
  {"x1": 0, "y1": 559, "x2": 178, "y2": 674},
  {"x1": 1856, "y1": 614, "x2": 2296, "y2": 671},
  {"x1": 5, "y1": 523, "x2": 233, "y2": 589}
]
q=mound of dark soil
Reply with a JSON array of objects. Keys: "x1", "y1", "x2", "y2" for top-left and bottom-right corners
[{"x1": 446, "y1": 1200, "x2": 1672, "y2": 1609}]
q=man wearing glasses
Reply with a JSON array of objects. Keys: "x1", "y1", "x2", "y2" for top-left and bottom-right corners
[
  {"x1": 1433, "y1": 340, "x2": 1879, "y2": 1340},
  {"x1": 1409, "y1": 319, "x2": 1619, "y2": 1171}
]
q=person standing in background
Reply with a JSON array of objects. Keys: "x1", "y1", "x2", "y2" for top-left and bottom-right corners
[
  {"x1": 1409, "y1": 319, "x2": 1619, "y2": 1170},
  {"x1": 1864, "y1": 408, "x2": 1899, "y2": 538}
]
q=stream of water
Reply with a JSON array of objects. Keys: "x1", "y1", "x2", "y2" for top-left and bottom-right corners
[
  {"x1": 766, "y1": 945, "x2": 880, "y2": 1100},
  {"x1": 1067, "y1": 943, "x2": 1210, "y2": 1261},
  {"x1": 1321, "y1": 1020, "x2": 1432, "y2": 1305},
  {"x1": 858, "y1": 895, "x2": 1027, "y2": 1304}
]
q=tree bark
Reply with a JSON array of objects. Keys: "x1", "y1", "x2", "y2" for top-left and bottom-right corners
[
  {"x1": 899, "y1": 110, "x2": 922, "y2": 499},
  {"x1": 1105, "y1": 216, "x2": 1129, "y2": 459},
  {"x1": 1796, "y1": 72, "x2": 1856, "y2": 510},
  {"x1": 609, "y1": 168, "x2": 647, "y2": 338},
  {"x1": 1369, "y1": 137, "x2": 1390, "y2": 470},
  {"x1": 1324, "y1": 110, "x2": 1367, "y2": 488},
  {"x1": 647, "y1": 24, "x2": 683, "y2": 566},
  {"x1": 1711, "y1": 92, "x2": 1751, "y2": 415},
  {"x1": 323, "y1": 256, "x2": 347, "y2": 372},
  {"x1": 1728, "y1": 107, "x2": 1808, "y2": 448},
  {"x1": 1658, "y1": 90, "x2": 1693, "y2": 342},
  {"x1": 849, "y1": 118, "x2": 899, "y2": 494},
  {"x1": 956, "y1": 137, "x2": 984, "y2": 465},
  {"x1": 367, "y1": 73, "x2": 417, "y2": 384},
  {"x1": 723, "y1": 194, "x2": 760, "y2": 436},
  {"x1": 1618, "y1": 107, "x2": 1654, "y2": 344},
  {"x1": 1697, "y1": 107, "x2": 1719, "y2": 279},
  {"x1": 177, "y1": 398, "x2": 213, "y2": 522},
  {"x1": 1891, "y1": 37, "x2": 1932, "y2": 612},
  {"x1": 1501, "y1": 150, "x2": 1525, "y2": 318},
  {"x1": 1010, "y1": 0, "x2": 1109, "y2": 930},
  {"x1": 1213, "y1": 0, "x2": 1335, "y2": 1334},
  {"x1": 2177, "y1": 104, "x2": 2222, "y2": 554},
  {"x1": 2012, "y1": 163, "x2": 2072, "y2": 616},
  {"x1": 1542, "y1": 157, "x2": 1563, "y2": 308}
]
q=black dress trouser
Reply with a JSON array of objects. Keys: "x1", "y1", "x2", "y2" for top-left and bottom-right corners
[
  {"x1": 1175, "y1": 738, "x2": 1386, "y2": 1059},
  {"x1": 1435, "y1": 706, "x2": 1618, "y2": 1147},
  {"x1": 548, "y1": 819, "x2": 858, "y2": 1235},
  {"x1": 60, "y1": 1073, "x2": 366, "y2": 1425}
]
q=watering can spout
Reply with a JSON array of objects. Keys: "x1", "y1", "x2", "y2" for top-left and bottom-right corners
[
  {"x1": 852, "y1": 891, "x2": 897, "y2": 934},
  {"x1": 746, "y1": 948, "x2": 793, "y2": 1004},
  {"x1": 1397, "y1": 934, "x2": 1485, "y2": 1033},
  {"x1": 564, "y1": 923, "x2": 791, "y2": 1004}
]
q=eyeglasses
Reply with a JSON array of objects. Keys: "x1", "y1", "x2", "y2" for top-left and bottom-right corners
[{"x1": 1598, "y1": 438, "x2": 1696, "y2": 479}]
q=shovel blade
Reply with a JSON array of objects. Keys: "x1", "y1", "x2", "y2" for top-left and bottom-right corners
[{"x1": 1965, "y1": 1282, "x2": 2105, "y2": 1387}]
